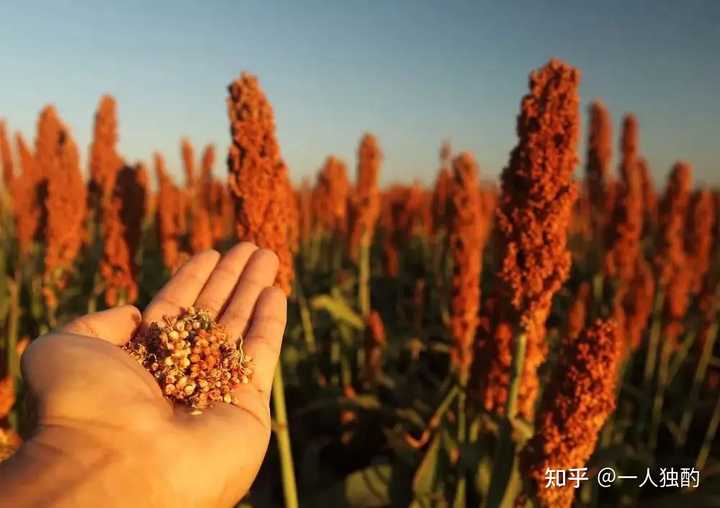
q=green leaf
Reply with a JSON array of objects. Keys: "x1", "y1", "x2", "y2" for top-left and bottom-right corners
[
  {"x1": 309, "y1": 463, "x2": 392, "y2": 508},
  {"x1": 311, "y1": 294, "x2": 364, "y2": 330},
  {"x1": 413, "y1": 432, "x2": 443, "y2": 498}
]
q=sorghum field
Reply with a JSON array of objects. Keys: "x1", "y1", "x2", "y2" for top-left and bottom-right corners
[{"x1": 1, "y1": 59, "x2": 719, "y2": 507}]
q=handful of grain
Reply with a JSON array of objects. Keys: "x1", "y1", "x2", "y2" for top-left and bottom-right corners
[{"x1": 124, "y1": 307, "x2": 253, "y2": 411}]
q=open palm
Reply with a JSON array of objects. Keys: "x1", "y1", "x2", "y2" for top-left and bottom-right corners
[{"x1": 20, "y1": 243, "x2": 286, "y2": 507}]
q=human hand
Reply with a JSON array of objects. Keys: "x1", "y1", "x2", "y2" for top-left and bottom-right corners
[{"x1": 0, "y1": 243, "x2": 286, "y2": 507}]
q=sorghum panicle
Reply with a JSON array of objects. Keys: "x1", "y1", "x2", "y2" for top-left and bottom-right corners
[
  {"x1": 312, "y1": 156, "x2": 350, "y2": 238},
  {"x1": 154, "y1": 153, "x2": 185, "y2": 271},
  {"x1": 380, "y1": 183, "x2": 429, "y2": 277},
  {"x1": 297, "y1": 178, "x2": 313, "y2": 245},
  {"x1": 471, "y1": 298, "x2": 514, "y2": 414},
  {"x1": 686, "y1": 189, "x2": 716, "y2": 294},
  {"x1": 655, "y1": 162, "x2": 692, "y2": 342},
  {"x1": 496, "y1": 59, "x2": 580, "y2": 419},
  {"x1": 520, "y1": 319, "x2": 621, "y2": 508},
  {"x1": 585, "y1": 100, "x2": 612, "y2": 233},
  {"x1": 12, "y1": 134, "x2": 41, "y2": 255},
  {"x1": 226, "y1": 72, "x2": 295, "y2": 295},
  {"x1": 0, "y1": 121, "x2": 14, "y2": 190},
  {"x1": 348, "y1": 134, "x2": 382, "y2": 261},
  {"x1": 200, "y1": 144, "x2": 215, "y2": 184},
  {"x1": 448, "y1": 152, "x2": 484, "y2": 377},
  {"x1": 431, "y1": 142, "x2": 452, "y2": 235},
  {"x1": 100, "y1": 164, "x2": 148, "y2": 305},
  {"x1": 619, "y1": 257, "x2": 656, "y2": 351},
  {"x1": 638, "y1": 158, "x2": 658, "y2": 233},
  {"x1": 88, "y1": 95, "x2": 122, "y2": 210},
  {"x1": 604, "y1": 115, "x2": 643, "y2": 283},
  {"x1": 181, "y1": 137, "x2": 195, "y2": 190},
  {"x1": 41, "y1": 107, "x2": 87, "y2": 300}
]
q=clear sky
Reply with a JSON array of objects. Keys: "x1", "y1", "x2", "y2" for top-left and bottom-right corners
[{"x1": 1, "y1": 1, "x2": 718, "y2": 186}]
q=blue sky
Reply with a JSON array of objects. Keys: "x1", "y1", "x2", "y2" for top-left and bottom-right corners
[{"x1": 1, "y1": 1, "x2": 718, "y2": 186}]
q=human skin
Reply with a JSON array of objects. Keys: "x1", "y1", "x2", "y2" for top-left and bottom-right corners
[{"x1": 0, "y1": 243, "x2": 287, "y2": 507}]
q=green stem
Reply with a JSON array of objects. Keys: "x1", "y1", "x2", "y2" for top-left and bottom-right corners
[
  {"x1": 6, "y1": 277, "x2": 20, "y2": 381},
  {"x1": 272, "y1": 365, "x2": 299, "y2": 508},
  {"x1": 592, "y1": 273, "x2": 604, "y2": 317},
  {"x1": 294, "y1": 278, "x2": 316, "y2": 354},
  {"x1": 648, "y1": 337, "x2": 671, "y2": 450},
  {"x1": 678, "y1": 322, "x2": 719, "y2": 447},
  {"x1": 668, "y1": 330, "x2": 697, "y2": 383},
  {"x1": 6, "y1": 277, "x2": 20, "y2": 431},
  {"x1": 485, "y1": 331, "x2": 527, "y2": 508},
  {"x1": 454, "y1": 370, "x2": 468, "y2": 508},
  {"x1": 696, "y1": 389, "x2": 720, "y2": 471},
  {"x1": 642, "y1": 291, "x2": 665, "y2": 389},
  {"x1": 506, "y1": 332, "x2": 527, "y2": 420},
  {"x1": 358, "y1": 237, "x2": 371, "y2": 318}
]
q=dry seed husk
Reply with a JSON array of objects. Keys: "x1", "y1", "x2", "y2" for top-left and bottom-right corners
[{"x1": 124, "y1": 307, "x2": 253, "y2": 411}]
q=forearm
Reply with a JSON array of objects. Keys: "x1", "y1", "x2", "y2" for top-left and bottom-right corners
[{"x1": 0, "y1": 425, "x2": 167, "y2": 507}]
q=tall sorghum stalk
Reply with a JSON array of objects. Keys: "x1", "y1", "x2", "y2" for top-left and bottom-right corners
[
  {"x1": 39, "y1": 106, "x2": 87, "y2": 315},
  {"x1": 380, "y1": 183, "x2": 428, "y2": 277},
  {"x1": 154, "y1": 154, "x2": 185, "y2": 271},
  {"x1": 430, "y1": 144, "x2": 453, "y2": 317},
  {"x1": 227, "y1": 73, "x2": 295, "y2": 295},
  {"x1": 638, "y1": 158, "x2": 658, "y2": 236},
  {"x1": 183, "y1": 141, "x2": 213, "y2": 254},
  {"x1": 199, "y1": 144, "x2": 232, "y2": 245},
  {"x1": 226, "y1": 72, "x2": 298, "y2": 508},
  {"x1": 312, "y1": 156, "x2": 350, "y2": 241},
  {"x1": 585, "y1": 100, "x2": 612, "y2": 238},
  {"x1": 648, "y1": 162, "x2": 692, "y2": 449},
  {"x1": 88, "y1": 95, "x2": 122, "y2": 220},
  {"x1": 348, "y1": 134, "x2": 381, "y2": 317},
  {"x1": 686, "y1": 189, "x2": 716, "y2": 294},
  {"x1": 431, "y1": 141, "x2": 452, "y2": 237},
  {"x1": 497, "y1": 59, "x2": 580, "y2": 421},
  {"x1": 486, "y1": 59, "x2": 580, "y2": 508},
  {"x1": 12, "y1": 134, "x2": 41, "y2": 257},
  {"x1": 296, "y1": 178, "x2": 313, "y2": 248},
  {"x1": 604, "y1": 115, "x2": 643, "y2": 284},
  {"x1": 447, "y1": 152, "x2": 484, "y2": 382},
  {"x1": 602, "y1": 115, "x2": 654, "y2": 361},
  {"x1": 181, "y1": 137, "x2": 195, "y2": 190},
  {"x1": 99, "y1": 164, "x2": 148, "y2": 306},
  {"x1": 87, "y1": 96, "x2": 123, "y2": 308},
  {"x1": 446, "y1": 152, "x2": 485, "y2": 506}
]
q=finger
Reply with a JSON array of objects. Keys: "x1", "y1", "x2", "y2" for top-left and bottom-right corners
[
  {"x1": 60, "y1": 305, "x2": 142, "y2": 346},
  {"x1": 219, "y1": 249, "x2": 279, "y2": 339},
  {"x1": 194, "y1": 242, "x2": 258, "y2": 318},
  {"x1": 236, "y1": 286, "x2": 287, "y2": 403},
  {"x1": 144, "y1": 250, "x2": 221, "y2": 323}
]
